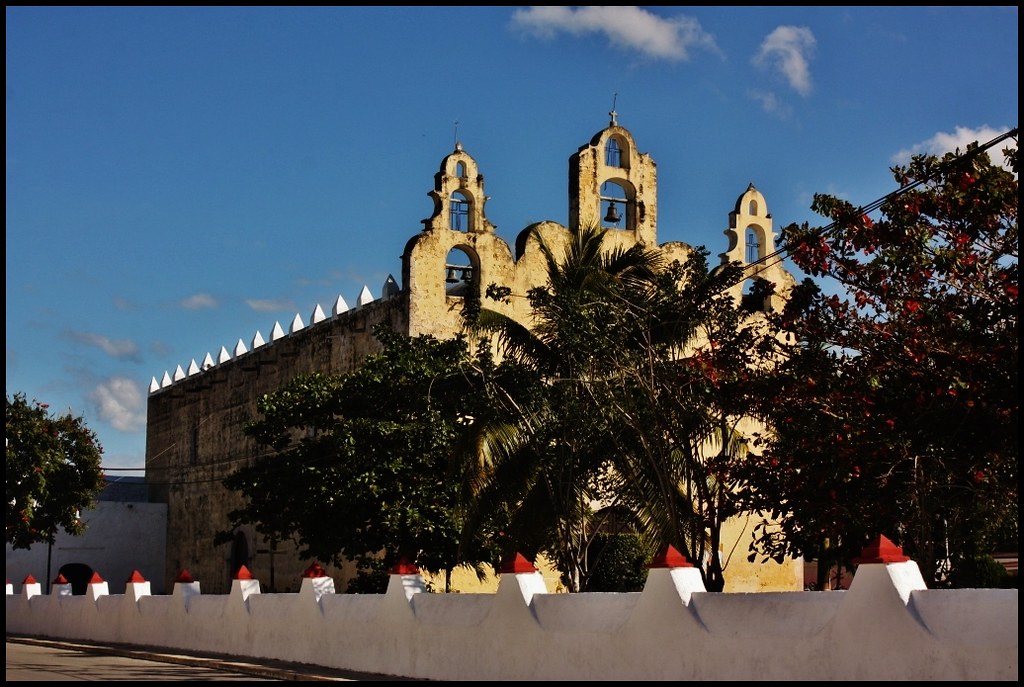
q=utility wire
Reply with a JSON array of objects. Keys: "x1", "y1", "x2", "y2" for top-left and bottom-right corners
[{"x1": 747, "y1": 127, "x2": 1018, "y2": 278}]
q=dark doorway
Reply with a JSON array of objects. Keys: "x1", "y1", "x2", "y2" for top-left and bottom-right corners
[{"x1": 58, "y1": 562, "x2": 94, "y2": 595}]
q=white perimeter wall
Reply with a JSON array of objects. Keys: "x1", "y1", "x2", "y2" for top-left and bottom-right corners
[
  {"x1": 5, "y1": 558, "x2": 1016, "y2": 681},
  {"x1": 5, "y1": 502, "x2": 168, "y2": 594}
]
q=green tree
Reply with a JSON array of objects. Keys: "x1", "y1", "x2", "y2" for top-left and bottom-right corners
[
  {"x1": 469, "y1": 225, "x2": 777, "y2": 592},
  {"x1": 584, "y1": 532, "x2": 653, "y2": 592},
  {"x1": 466, "y1": 223, "x2": 663, "y2": 592},
  {"x1": 220, "y1": 325, "x2": 513, "y2": 591},
  {"x1": 604, "y1": 250, "x2": 785, "y2": 592},
  {"x1": 739, "y1": 136, "x2": 1018, "y2": 587},
  {"x1": 6, "y1": 392, "x2": 106, "y2": 550}
]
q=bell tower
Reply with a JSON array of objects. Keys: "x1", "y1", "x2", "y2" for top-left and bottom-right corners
[
  {"x1": 402, "y1": 142, "x2": 516, "y2": 337},
  {"x1": 720, "y1": 183, "x2": 795, "y2": 312},
  {"x1": 421, "y1": 142, "x2": 496, "y2": 235},
  {"x1": 568, "y1": 110, "x2": 657, "y2": 247}
]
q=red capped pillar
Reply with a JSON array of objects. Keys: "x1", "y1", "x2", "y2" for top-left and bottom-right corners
[
  {"x1": 300, "y1": 562, "x2": 336, "y2": 602},
  {"x1": 386, "y1": 558, "x2": 426, "y2": 600}
]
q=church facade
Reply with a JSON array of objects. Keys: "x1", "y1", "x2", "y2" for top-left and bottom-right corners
[{"x1": 145, "y1": 117, "x2": 798, "y2": 594}]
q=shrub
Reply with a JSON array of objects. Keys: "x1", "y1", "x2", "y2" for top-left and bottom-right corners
[{"x1": 584, "y1": 533, "x2": 650, "y2": 592}]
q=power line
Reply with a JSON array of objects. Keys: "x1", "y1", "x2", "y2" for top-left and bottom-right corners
[{"x1": 748, "y1": 127, "x2": 1018, "y2": 278}]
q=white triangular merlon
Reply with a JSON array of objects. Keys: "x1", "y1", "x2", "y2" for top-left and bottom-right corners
[
  {"x1": 202, "y1": 352, "x2": 215, "y2": 370},
  {"x1": 234, "y1": 339, "x2": 248, "y2": 357},
  {"x1": 150, "y1": 377, "x2": 160, "y2": 393},
  {"x1": 271, "y1": 321, "x2": 286, "y2": 341},
  {"x1": 218, "y1": 346, "x2": 232, "y2": 364},
  {"x1": 357, "y1": 285, "x2": 374, "y2": 307},
  {"x1": 290, "y1": 313, "x2": 305, "y2": 334},
  {"x1": 333, "y1": 295, "x2": 349, "y2": 316},
  {"x1": 173, "y1": 365, "x2": 186, "y2": 382},
  {"x1": 187, "y1": 359, "x2": 200, "y2": 376},
  {"x1": 252, "y1": 331, "x2": 265, "y2": 349},
  {"x1": 382, "y1": 274, "x2": 400, "y2": 298},
  {"x1": 311, "y1": 304, "x2": 327, "y2": 324},
  {"x1": 161, "y1": 371, "x2": 173, "y2": 388}
]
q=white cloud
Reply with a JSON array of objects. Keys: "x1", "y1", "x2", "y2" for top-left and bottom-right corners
[
  {"x1": 246, "y1": 298, "x2": 296, "y2": 313},
  {"x1": 747, "y1": 89, "x2": 791, "y2": 118},
  {"x1": 66, "y1": 330, "x2": 142, "y2": 361},
  {"x1": 180, "y1": 293, "x2": 218, "y2": 310},
  {"x1": 752, "y1": 26, "x2": 816, "y2": 96},
  {"x1": 892, "y1": 125, "x2": 1016, "y2": 170},
  {"x1": 89, "y1": 376, "x2": 146, "y2": 433},
  {"x1": 511, "y1": 6, "x2": 719, "y2": 61}
]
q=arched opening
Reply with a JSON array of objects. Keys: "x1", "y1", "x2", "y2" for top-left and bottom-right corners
[
  {"x1": 748, "y1": 199, "x2": 759, "y2": 215},
  {"x1": 444, "y1": 247, "x2": 477, "y2": 297},
  {"x1": 605, "y1": 138, "x2": 623, "y2": 168},
  {"x1": 455, "y1": 161, "x2": 466, "y2": 178},
  {"x1": 450, "y1": 191, "x2": 470, "y2": 231},
  {"x1": 745, "y1": 227, "x2": 762, "y2": 264},
  {"x1": 600, "y1": 181, "x2": 628, "y2": 229},
  {"x1": 741, "y1": 276, "x2": 772, "y2": 313},
  {"x1": 585, "y1": 506, "x2": 648, "y2": 592},
  {"x1": 58, "y1": 562, "x2": 94, "y2": 596}
]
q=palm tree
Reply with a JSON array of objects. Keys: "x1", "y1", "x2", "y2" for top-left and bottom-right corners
[
  {"x1": 462, "y1": 225, "x2": 771, "y2": 592},
  {"x1": 598, "y1": 251, "x2": 779, "y2": 591},
  {"x1": 460, "y1": 223, "x2": 664, "y2": 591}
]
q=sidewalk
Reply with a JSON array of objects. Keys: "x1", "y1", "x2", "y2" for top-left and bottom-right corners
[{"x1": 6, "y1": 635, "x2": 421, "y2": 681}]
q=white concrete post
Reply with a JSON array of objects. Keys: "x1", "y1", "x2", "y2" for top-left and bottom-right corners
[
  {"x1": 125, "y1": 570, "x2": 152, "y2": 602},
  {"x1": 299, "y1": 562, "x2": 336, "y2": 603},
  {"x1": 86, "y1": 572, "x2": 110, "y2": 601},
  {"x1": 50, "y1": 574, "x2": 73, "y2": 597},
  {"x1": 230, "y1": 564, "x2": 262, "y2": 602},
  {"x1": 20, "y1": 575, "x2": 42, "y2": 599}
]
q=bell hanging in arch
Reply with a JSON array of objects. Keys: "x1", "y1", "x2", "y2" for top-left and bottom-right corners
[{"x1": 604, "y1": 201, "x2": 621, "y2": 225}]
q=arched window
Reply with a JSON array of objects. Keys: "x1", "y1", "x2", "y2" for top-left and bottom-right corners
[
  {"x1": 444, "y1": 247, "x2": 476, "y2": 297},
  {"x1": 601, "y1": 181, "x2": 628, "y2": 228},
  {"x1": 749, "y1": 200, "x2": 758, "y2": 215},
  {"x1": 605, "y1": 138, "x2": 622, "y2": 167},
  {"x1": 741, "y1": 277, "x2": 771, "y2": 313},
  {"x1": 746, "y1": 228, "x2": 761, "y2": 263},
  {"x1": 455, "y1": 161, "x2": 466, "y2": 178},
  {"x1": 450, "y1": 192, "x2": 470, "y2": 231}
]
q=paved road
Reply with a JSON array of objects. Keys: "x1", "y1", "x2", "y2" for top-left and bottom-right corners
[{"x1": 6, "y1": 636, "x2": 410, "y2": 681}]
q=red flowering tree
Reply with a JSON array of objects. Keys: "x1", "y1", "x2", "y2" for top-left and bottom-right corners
[
  {"x1": 738, "y1": 136, "x2": 1018, "y2": 587},
  {"x1": 5, "y1": 392, "x2": 106, "y2": 549}
]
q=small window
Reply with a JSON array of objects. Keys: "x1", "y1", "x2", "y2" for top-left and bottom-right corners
[
  {"x1": 455, "y1": 161, "x2": 466, "y2": 178},
  {"x1": 746, "y1": 228, "x2": 760, "y2": 263},
  {"x1": 450, "y1": 192, "x2": 469, "y2": 231},
  {"x1": 605, "y1": 138, "x2": 622, "y2": 167},
  {"x1": 749, "y1": 200, "x2": 758, "y2": 215}
]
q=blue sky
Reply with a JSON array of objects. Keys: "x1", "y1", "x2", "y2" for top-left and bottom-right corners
[{"x1": 6, "y1": 6, "x2": 1018, "y2": 475}]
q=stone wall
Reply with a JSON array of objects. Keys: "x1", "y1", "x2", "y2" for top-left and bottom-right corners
[{"x1": 146, "y1": 293, "x2": 410, "y2": 593}]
